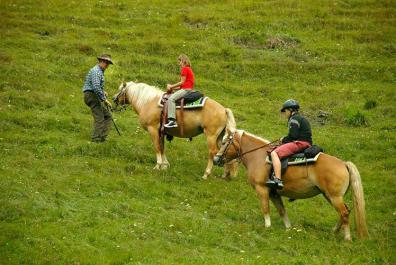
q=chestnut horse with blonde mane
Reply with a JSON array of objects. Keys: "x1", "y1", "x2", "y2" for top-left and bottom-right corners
[
  {"x1": 113, "y1": 81, "x2": 238, "y2": 179},
  {"x1": 213, "y1": 129, "x2": 368, "y2": 241}
]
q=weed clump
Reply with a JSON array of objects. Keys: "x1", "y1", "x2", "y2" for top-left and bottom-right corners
[
  {"x1": 346, "y1": 111, "x2": 368, "y2": 126},
  {"x1": 38, "y1": 30, "x2": 50, "y2": 36},
  {"x1": 78, "y1": 44, "x2": 95, "y2": 55},
  {"x1": 0, "y1": 53, "x2": 12, "y2": 63},
  {"x1": 364, "y1": 100, "x2": 377, "y2": 110}
]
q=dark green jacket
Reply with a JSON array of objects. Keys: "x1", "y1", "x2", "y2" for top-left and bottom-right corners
[{"x1": 282, "y1": 113, "x2": 312, "y2": 144}]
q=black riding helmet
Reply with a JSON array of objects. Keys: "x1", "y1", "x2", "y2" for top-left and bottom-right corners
[{"x1": 281, "y1": 99, "x2": 300, "y2": 112}]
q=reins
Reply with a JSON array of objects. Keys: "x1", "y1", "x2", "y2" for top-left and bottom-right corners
[
  {"x1": 221, "y1": 131, "x2": 280, "y2": 164},
  {"x1": 239, "y1": 139, "x2": 280, "y2": 157}
]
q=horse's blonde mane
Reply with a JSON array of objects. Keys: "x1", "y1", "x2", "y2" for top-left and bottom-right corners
[
  {"x1": 240, "y1": 130, "x2": 271, "y2": 144},
  {"x1": 125, "y1": 81, "x2": 163, "y2": 111}
]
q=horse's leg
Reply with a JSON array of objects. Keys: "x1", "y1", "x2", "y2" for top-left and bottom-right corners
[
  {"x1": 255, "y1": 184, "x2": 271, "y2": 227},
  {"x1": 270, "y1": 193, "x2": 291, "y2": 229},
  {"x1": 147, "y1": 126, "x2": 165, "y2": 170},
  {"x1": 322, "y1": 194, "x2": 342, "y2": 234},
  {"x1": 329, "y1": 195, "x2": 351, "y2": 241},
  {"x1": 161, "y1": 153, "x2": 170, "y2": 169},
  {"x1": 221, "y1": 160, "x2": 239, "y2": 180},
  {"x1": 203, "y1": 134, "x2": 218, "y2": 179},
  {"x1": 222, "y1": 163, "x2": 231, "y2": 180},
  {"x1": 229, "y1": 160, "x2": 239, "y2": 178},
  {"x1": 333, "y1": 217, "x2": 342, "y2": 234}
]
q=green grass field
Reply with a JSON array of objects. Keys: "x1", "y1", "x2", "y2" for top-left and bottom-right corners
[{"x1": 1, "y1": 0, "x2": 395, "y2": 264}]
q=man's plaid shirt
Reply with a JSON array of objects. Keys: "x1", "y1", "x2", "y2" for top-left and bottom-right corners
[{"x1": 82, "y1": 65, "x2": 106, "y2": 101}]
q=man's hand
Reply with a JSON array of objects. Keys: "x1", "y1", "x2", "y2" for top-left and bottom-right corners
[
  {"x1": 104, "y1": 99, "x2": 112, "y2": 110},
  {"x1": 104, "y1": 91, "x2": 108, "y2": 97}
]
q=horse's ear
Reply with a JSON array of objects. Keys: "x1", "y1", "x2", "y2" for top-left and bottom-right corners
[
  {"x1": 122, "y1": 81, "x2": 127, "y2": 88},
  {"x1": 226, "y1": 127, "x2": 231, "y2": 136}
]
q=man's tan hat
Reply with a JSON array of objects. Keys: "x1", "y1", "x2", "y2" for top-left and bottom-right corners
[{"x1": 97, "y1": 54, "x2": 114, "y2": 64}]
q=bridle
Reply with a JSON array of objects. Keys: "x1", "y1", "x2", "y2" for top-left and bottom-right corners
[
  {"x1": 215, "y1": 131, "x2": 241, "y2": 165},
  {"x1": 214, "y1": 131, "x2": 280, "y2": 165},
  {"x1": 113, "y1": 85, "x2": 128, "y2": 112}
]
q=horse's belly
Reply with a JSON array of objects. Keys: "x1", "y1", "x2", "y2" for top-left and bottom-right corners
[
  {"x1": 166, "y1": 126, "x2": 203, "y2": 138},
  {"x1": 280, "y1": 182, "x2": 321, "y2": 199}
]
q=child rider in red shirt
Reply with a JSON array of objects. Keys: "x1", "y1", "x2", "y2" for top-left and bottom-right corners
[{"x1": 164, "y1": 54, "x2": 195, "y2": 128}]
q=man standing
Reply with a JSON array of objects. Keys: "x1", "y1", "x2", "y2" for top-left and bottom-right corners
[{"x1": 82, "y1": 54, "x2": 113, "y2": 142}]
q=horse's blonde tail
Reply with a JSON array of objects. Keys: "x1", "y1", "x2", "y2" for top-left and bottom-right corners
[
  {"x1": 224, "y1": 108, "x2": 239, "y2": 177},
  {"x1": 225, "y1": 108, "x2": 236, "y2": 132},
  {"x1": 346, "y1": 161, "x2": 369, "y2": 239}
]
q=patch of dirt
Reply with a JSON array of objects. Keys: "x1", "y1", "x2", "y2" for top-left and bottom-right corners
[{"x1": 265, "y1": 36, "x2": 300, "y2": 49}]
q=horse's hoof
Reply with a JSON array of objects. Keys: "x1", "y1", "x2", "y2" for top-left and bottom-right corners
[
  {"x1": 153, "y1": 164, "x2": 161, "y2": 170},
  {"x1": 160, "y1": 164, "x2": 169, "y2": 170},
  {"x1": 221, "y1": 174, "x2": 231, "y2": 181},
  {"x1": 333, "y1": 227, "x2": 341, "y2": 234},
  {"x1": 202, "y1": 175, "x2": 208, "y2": 180}
]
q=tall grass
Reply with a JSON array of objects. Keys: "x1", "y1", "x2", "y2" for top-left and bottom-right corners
[{"x1": 1, "y1": 0, "x2": 395, "y2": 264}]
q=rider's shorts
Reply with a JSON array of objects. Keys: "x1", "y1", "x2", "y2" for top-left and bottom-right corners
[{"x1": 272, "y1": 141, "x2": 311, "y2": 159}]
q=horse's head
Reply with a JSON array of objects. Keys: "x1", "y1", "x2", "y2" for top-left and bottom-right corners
[
  {"x1": 213, "y1": 129, "x2": 241, "y2": 167},
  {"x1": 113, "y1": 82, "x2": 129, "y2": 110}
]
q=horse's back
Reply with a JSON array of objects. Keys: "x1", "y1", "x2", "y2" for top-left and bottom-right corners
[
  {"x1": 179, "y1": 98, "x2": 227, "y2": 128},
  {"x1": 314, "y1": 153, "x2": 349, "y2": 179},
  {"x1": 314, "y1": 153, "x2": 350, "y2": 196},
  {"x1": 200, "y1": 98, "x2": 227, "y2": 127},
  {"x1": 281, "y1": 153, "x2": 349, "y2": 198},
  {"x1": 165, "y1": 98, "x2": 227, "y2": 138}
]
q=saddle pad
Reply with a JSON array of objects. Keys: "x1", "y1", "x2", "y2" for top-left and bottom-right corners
[
  {"x1": 158, "y1": 96, "x2": 208, "y2": 109},
  {"x1": 266, "y1": 152, "x2": 322, "y2": 165}
]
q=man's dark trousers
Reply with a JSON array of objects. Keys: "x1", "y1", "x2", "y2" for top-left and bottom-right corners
[{"x1": 84, "y1": 91, "x2": 111, "y2": 142}]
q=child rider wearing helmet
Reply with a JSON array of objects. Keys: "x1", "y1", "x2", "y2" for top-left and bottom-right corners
[{"x1": 266, "y1": 99, "x2": 312, "y2": 189}]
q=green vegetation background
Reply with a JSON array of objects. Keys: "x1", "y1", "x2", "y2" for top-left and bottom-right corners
[{"x1": 0, "y1": 0, "x2": 395, "y2": 264}]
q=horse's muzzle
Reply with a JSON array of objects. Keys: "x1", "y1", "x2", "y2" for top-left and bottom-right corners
[{"x1": 213, "y1": 155, "x2": 224, "y2": 167}]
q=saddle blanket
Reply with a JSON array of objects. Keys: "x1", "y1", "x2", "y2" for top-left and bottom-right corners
[
  {"x1": 266, "y1": 152, "x2": 322, "y2": 166},
  {"x1": 158, "y1": 96, "x2": 208, "y2": 109}
]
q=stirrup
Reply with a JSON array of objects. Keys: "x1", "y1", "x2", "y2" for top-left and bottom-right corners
[
  {"x1": 266, "y1": 178, "x2": 277, "y2": 188},
  {"x1": 274, "y1": 178, "x2": 284, "y2": 190},
  {"x1": 164, "y1": 120, "x2": 178, "y2": 128}
]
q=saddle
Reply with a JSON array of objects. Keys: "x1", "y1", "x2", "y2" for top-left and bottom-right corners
[
  {"x1": 158, "y1": 91, "x2": 207, "y2": 146},
  {"x1": 158, "y1": 91, "x2": 207, "y2": 109},
  {"x1": 266, "y1": 145, "x2": 324, "y2": 175}
]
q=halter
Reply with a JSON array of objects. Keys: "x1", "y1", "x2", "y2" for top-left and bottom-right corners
[
  {"x1": 215, "y1": 131, "x2": 241, "y2": 165},
  {"x1": 113, "y1": 85, "x2": 128, "y2": 112}
]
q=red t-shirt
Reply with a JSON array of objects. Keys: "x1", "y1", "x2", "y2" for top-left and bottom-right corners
[{"x1": 180, "y1": 66, "x2": 194, "y2": 90}]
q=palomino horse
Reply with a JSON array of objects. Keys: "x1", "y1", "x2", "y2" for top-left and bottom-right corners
[
  {"x1": 113, "y1": 81, "x2": 238, "y2": 179},
  {"x1": 213, "y1": 129, "x2": 368, "y2": 241}
]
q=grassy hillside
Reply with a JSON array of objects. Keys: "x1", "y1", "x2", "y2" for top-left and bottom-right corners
[{"x1": 1, "y1": 0, "x2": 395, "y2": 264}]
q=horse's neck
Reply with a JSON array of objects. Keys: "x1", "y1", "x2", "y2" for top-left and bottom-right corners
[
  {"x1": 126, "y1": 83, "x2": 162, "y2": 113},
  {"x1": 240, "y1": 132, "x2": 270, "y2": 168}
]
